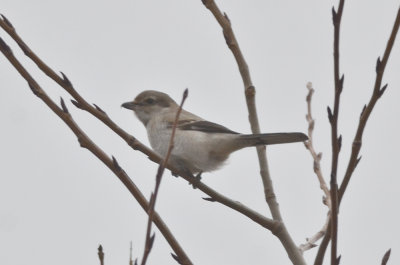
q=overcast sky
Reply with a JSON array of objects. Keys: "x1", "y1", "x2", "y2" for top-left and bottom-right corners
[{"x1": 1, "y1": 1, "x2": 400, "y2": 265}]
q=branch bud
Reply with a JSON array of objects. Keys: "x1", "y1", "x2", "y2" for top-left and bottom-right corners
[
  {"x1": 327, "y1": 106, "x2": 333, "y2": 123},
  {"x1": 378, "y1": 84, "x2": 388, "y2": 98},
  {"x1": 112, "y1": 156, "x2": 122, "y2": 172},
  {"x1": 332, "y1": 7, "x2": 337, "y2": 25},
  {"x1": 376, "y1": 57, "x2": 382, "y2": 73},
  {"x1": 1, "y1": 14, "x2": 14, "y2": 29},
  {"x1": 60, "y1": 72, "x2": 72, "y2": 87},
  {"x1": 60, "y1": 97, "x2": 69, "y2": 113},
  {"x1": 360, "y1": 104, "x2": 366, "y2": 118}
]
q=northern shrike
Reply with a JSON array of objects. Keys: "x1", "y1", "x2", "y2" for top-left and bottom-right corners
[{"x1": 122, "y1": 90, "x2": 307, "y2": 176}]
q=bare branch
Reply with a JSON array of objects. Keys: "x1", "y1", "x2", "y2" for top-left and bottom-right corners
[
  {"x1": 314, "y1": 6, "x2": 400, "y2": 265},
  {"x1": 300, "y1": 82, "x2": 331, "y2": 252},
  {"x1": 0, "y1": 14, "x2": 276, "y2": 232},
  {"x1": 304, "y1": 82, "x2": 331, "y2": 207},
  {"x1": 140, "y1": 89, "x2": 188, "y2": 265},
  {"x1": 299, "y1": 212, "x2": 330, "y2": 253},
  {"x1": 0, "y1": 38, "x2": 193, "y2": 265},
  {"x1": 329, "y1": 1, "x2": 346, "y2": 263},
  {"x1": 201, "y1": 1, "x2": 306, "y2": 264}
]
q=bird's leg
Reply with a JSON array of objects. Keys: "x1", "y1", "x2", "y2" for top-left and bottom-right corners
[{"x1": 190, "y1": 171, "x2": 202, "y2": 189}]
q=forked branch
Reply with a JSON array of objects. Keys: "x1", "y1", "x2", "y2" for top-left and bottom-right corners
[
  {"x1": 0, "y1": 37, "x2": 193, "y2": 265},
  {"x1": 0, "y1": 14, "x2": 277, "y2": 233},
  {"x1": 314, "y1": 6, "x2": 400, "y2": 265}
]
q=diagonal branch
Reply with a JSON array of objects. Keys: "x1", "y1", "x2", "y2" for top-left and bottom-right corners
[
  {"x1": 201, "y1": 1, "x2": 306, "y2": 265},
  {"x1": 0, "y1": 37, "x2": 193, "y2": 265},
  {"x1": 0, "y1": 13, "x2": 276, "y2": 237},
  {"x1": 314, "y1": 6, "x2": 400, "y2": 265}
]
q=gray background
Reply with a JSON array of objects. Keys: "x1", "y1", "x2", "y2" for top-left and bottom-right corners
[{"x1": 1, "y1": 1, "x2": 399, "y2": 264}]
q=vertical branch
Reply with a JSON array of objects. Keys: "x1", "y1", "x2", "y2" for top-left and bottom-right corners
[
  {"x1": 329, "y1": 1, "x2": 345, "y2": 264},
  {"x1": 314, "y1": 6, "x2": 400, "y2": 265},
  {"x1": 305, "y1": 82, "x2": 331, "y2": 207},
  {"x1": 300, "y1": 82, "x2": 331, "y2": 252},
  {"x1": 201, "y1": 0, "x2": 277, "y2": 218},
  {"x1": 201, "y1": 1, "x2": 306, "y2": 265},
  {"x1": 140, "y1": 89, "x2": 188, "y2": 265}
]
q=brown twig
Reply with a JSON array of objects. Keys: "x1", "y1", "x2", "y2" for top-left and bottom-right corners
[
  {"x1": 299, "y1": 82, "x2": 331, "y2": 252},
  {"x1": 328, "y1": 1, "x2": 345, "y2": 264},
  {"x1": 314, "y1": 6, "x2": 400, "y2": 265},
  {"x1": 0, "y1": 14, "x2": 276, "y2": 233},
  {"x1": 98, "y1": 245, "x2": 104, "y2": 265},
  {"x1": 140, "y1": 89, "x2": 188, "y2": 265},
  {"x1": 0, "y1": 37, "x2": 193, "y2": 265},
  {"x1": 201, "y1": 1, "x2": 306, "y2": 264}
]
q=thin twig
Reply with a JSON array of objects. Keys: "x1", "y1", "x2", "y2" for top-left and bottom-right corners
[
  {"x1": 0, "y1": 37, "x2": 194, "y2": 265},
  {"x1": 201, "y1": 1, "x2": 306, "y2": 265},
  {"x1": 298, "y1": 213, "x2": 330, "y2": 253},
  {"x1": 299, "y1": 82, "x2": 331, "y2": 252},
  {"x1": 140, "y1": 89, "x2": 188, "y2": 265},
  {"x1": 304, "y1": 82, "x2": 331, "y2": 208},
  {"x1": 314, "y1": 6, "x2": 400, "y2": 265},
  {"x1": 0, "y1": 14, "x2": 276, "y2": 233},
  {"x1": 328, "y1": 1, "x2": 345, "y2": 264}
]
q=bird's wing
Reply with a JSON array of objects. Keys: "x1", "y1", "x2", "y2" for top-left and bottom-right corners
[{"x1": 169, "y1": 120, "x2": 239, "y2": 134}]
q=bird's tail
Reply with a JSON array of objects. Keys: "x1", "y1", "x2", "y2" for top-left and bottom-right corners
[{"x1": 237, "y1": 132, "x2": 308, "y2": 147}]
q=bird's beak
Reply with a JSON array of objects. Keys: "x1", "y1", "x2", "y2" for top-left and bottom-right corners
[{"x1": 121, "y1": 101, "x2": 138, "y2": 110}]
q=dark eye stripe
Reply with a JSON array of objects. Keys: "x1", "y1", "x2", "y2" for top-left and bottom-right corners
[{"x1": 145, "y1": 98, "x2": 155, "y2": 104}]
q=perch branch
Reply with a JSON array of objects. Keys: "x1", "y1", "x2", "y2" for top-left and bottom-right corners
[
  {"x1": 140, "y1": 89, "x2": 188, "y2": 265},
  {"x1": 314, "y1": 6, "x2": 400, "y2": 265},
  {"x1": 0, "y1": 39, "x2": 193, "y2": 265},
  {"x1": 201, "y1": 1, "x2": 306, "y2": 265},
  {"x1": 0, "y1": 13, "x2": 276, "y2": 238}
]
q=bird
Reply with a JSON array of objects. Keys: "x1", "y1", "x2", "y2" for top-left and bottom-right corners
[{"x1": 122, "y1": 90, "x2": 307, "y2": 178}]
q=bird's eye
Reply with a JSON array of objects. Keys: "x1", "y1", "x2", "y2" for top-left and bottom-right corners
[{"x1": 145, "y1": 98, "x2": 155, "y2": 105}]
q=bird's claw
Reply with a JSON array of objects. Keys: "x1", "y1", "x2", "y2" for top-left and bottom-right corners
[{"x1": 190, "y1": 171, "x2": 202, "y2": 189}]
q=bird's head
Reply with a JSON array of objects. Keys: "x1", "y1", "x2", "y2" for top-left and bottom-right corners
[{"x1": 122, "y1": 90, "x2": 178, "y2": 125}]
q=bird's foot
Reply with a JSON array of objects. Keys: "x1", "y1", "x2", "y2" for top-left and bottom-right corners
[{"x1": 190, "y1": 171, "x2": 202, "y2": 189}]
